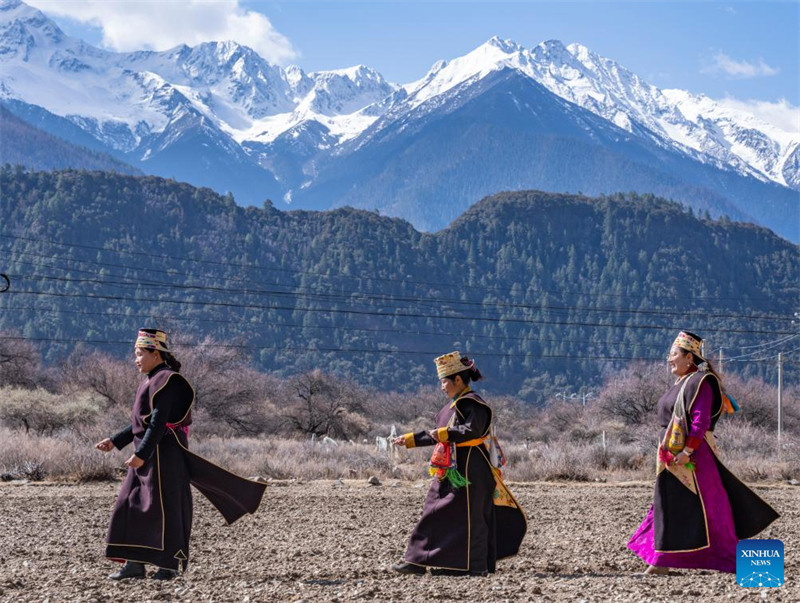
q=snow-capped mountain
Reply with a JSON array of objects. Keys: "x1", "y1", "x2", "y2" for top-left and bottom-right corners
[
  {"x1": 392, "y1": 36, "x2": 798, "y2": 189},
  {"x1": 0, "y1": 0, "x2": 395, "y2": 153},
  {"x1": 1, "y1": 0, "x2": 797, "y2": 240}
]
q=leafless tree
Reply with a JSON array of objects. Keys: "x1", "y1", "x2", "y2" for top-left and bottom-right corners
[
  {"x1": 723, "y1": 373, "x2": 799, "y2": 432},
  {"x1": 0, "y1": 388, "x2": 103, "y2": 435},
  {"x1": 596, "y1": 362, "x2": 669, "y2": 426},
  {"x1": 177, "y1": 339, "x2": 275, "y2": 435},
  {"x1": 61, "y1": 349, "x2": 141, "y2": 409},
  {"x1": 281, "y1": 370, "x2": 368, "y2": 439},
  {"x1": 370, "y1": 384, "x2": 442, "y2": 427},
  {"x1": 0, "y1": 334, "x2": 43, "y2": 389}
]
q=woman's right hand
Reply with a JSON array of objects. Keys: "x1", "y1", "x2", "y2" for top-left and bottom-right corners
[
  {"x1": 392, "y1": 436, "x2": 406, "y2": 447},
  {"x1": 95, "y1": 438, "x2": 114, "y2": 452}
]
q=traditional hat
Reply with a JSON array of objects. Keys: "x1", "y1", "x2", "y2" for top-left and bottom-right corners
[
  {"x1": 135, "y1": 328, "x2": 169, "y2": 352},
  {"x1": 673, "y1": 331, "x2": 705, "y2": 362},
  {"x1": 434, "y1": 351, "x2": 474, "y2": 380}
]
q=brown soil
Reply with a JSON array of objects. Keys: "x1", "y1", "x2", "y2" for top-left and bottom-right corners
[{"x1": 0, "y1": 480, "x2": 796, "y2": 601}]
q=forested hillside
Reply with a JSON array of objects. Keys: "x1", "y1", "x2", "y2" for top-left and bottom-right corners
[
  {"x1": 1, "y1": 167, "x2": 797, "y2": 402},
  {"x1": 0, "y1": 106, "x2": 141, "y2": 174}
]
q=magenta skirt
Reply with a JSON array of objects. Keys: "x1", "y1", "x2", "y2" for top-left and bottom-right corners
[{"x1": 628, "y1": 442, "x2": 738, "y2": 573}]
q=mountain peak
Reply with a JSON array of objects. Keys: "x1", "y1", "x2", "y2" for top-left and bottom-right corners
[
  {"x1": 0, "y1": 0, "x2": 57, "y2": 31},
  {"x1": 484, "y1": 35, "x2": 522, "y2": 55},
  {"x1": 0, "y1": 0, "x2": 68, "y2": 60},
  {"x1": 565, "y1": 41, "x2": 593, "y2": 62},
  {"x1": 312, "y1": 64, "x2": 380, "y2": 80},
  {"x1": 1, "y1": 0, "x2": 32, "y2": 18}
]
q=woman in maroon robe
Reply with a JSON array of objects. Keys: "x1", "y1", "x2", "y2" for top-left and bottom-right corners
[
  {"x1": 391, "y1": 351, "x2": 527, "y2": 577},
  {"x1": 628, "y1": 331, "x2": 779, "y2": 574},
  {"x1": 95, "y1": 329, "x2": 266, "y2": 580}
]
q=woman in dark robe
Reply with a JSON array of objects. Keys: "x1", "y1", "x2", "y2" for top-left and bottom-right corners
[
  {"x1": 95, "y1": 329, "x2": 267, "y2": 580},
  {"x1": 628, "y1": 331, "x2": 779, "y2": 574},
  {"x1": 391, "y1": 351, "x2": 527, "y2": 577}
]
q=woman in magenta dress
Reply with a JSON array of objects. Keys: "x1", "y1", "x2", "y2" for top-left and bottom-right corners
[{"x1": 628, "y1": 331, "x2": 779, "y2": 574}]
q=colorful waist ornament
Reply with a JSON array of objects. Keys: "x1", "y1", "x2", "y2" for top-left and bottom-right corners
[
  {"x1": 167, "y1": 422, "x2": 190, "y2": 436},
  {"x1": 429, "y1": 442, "x2": 470, "y2": 488}
]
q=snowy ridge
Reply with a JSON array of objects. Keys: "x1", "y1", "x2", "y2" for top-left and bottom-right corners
[
  {"x1": 0, "y1": 0, "x2": 396, "y2": 150},
  {"x1": 0, "y1": 0, "x2": 797, "y2": 191},
  {"x1": 398, "y1": 36, "x2": 797, "y2": 187}
]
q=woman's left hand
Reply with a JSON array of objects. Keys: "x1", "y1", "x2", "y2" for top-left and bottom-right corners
[
  {"x1": 674, "y1": 451, "x2": 692, "y2": 466},
  {"x1": 125, "y1": 454, "x2": 144, "y2": 469}
]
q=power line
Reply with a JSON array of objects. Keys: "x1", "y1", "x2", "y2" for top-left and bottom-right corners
[
  {"x1": 3, "y1": 262, "x2": 795, "y2": 323},
  {"x1": 2, "y1": 231, "x2": 796, "y2": 306},
  {"x1": 722, "y1": 334, "x2": 800, "y2": 360},
  {"x1": 728, "y1": 346, "x2": 800, "y2": 363},
  {"x1": 1, "y1": 335, "x2": 795, "y2": 365},
  {"x1": 0, "y1": 303, "x2": 674, "y2": 351},
  {"x1": 5, "y1": 287, "x2": 798, "y2": 336}
]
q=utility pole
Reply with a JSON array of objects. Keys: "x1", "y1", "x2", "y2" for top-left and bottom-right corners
[
  {"x1": 718, "y1": 348, "x2": 723, "y2": 374},
  {"x1": 777, "y1": 353, "x2": 783, "y2": 446}
]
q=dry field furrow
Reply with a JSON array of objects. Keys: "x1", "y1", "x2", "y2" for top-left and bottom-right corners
[{"x1": 0, "y1": 481, "x2": 796, "y2": 602}]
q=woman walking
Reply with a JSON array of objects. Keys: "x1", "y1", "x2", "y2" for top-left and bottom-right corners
[
  {"x1": 392, "y1": 351, "x2": 527, "y2": 577},
  {"x1": 628, "y1": 331, "x2": 779, "y2": 574},
  {"x1": 95, "y1": 329, "x2": 266, "y2": 580}
]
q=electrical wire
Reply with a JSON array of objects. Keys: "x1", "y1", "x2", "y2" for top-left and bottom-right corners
[
  {"x1": 6, "y1": 287, "x2": 798, "y2": 336},
  {"x1": 3, "y1": 231, "x2": 796, "y2": 306}
]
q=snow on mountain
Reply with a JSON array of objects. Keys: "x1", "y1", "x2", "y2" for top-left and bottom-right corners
[
  {"x1": 0, "y1": 0, "x2": 170, "y2": 149},
  {"x1": 242, "y1": 65, "x2": 397, "y2": 145},
  {"x1": 1, "y1": 0, "x2": 797, "y2": 196},
  {"x1": 396, "y1": 36, "x2": 799, "y2": 189},
  {"x1": 0, "y1": 0, "x2": 394, "y2": 151},
  {"x1": 660, "y1": 88, "x2": 798, "y2": 187},
  {"x1": 547, "y1": 41, "x2": 798, "y2": 187}
]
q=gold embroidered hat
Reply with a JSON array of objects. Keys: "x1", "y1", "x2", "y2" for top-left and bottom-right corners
[
  {"x1": 673, "y1": 331, "x2": 705, "y2": 361},
  {"x1": 135, "y1": 328, "x2": 169, "y2": 352},
  {"x1": 434, "y1": 351, "x2": 474, "y2": 379}
]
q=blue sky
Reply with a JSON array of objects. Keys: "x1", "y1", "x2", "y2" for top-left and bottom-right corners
[{"x1": 28, "y1": 1, "x2": 800, "y2": 123}]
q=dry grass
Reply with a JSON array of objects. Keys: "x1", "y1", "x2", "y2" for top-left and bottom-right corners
[
  {"x1": 0, "y1": 427, "x2": 120, "y2": 482},
  {"x1": 2, "y1": 423, "x2": 796, "y2": 485},
  {"x1": 193, "y1": 436, "x2": 408, "y2": 480},
  {"x1": 0, "y1": 365, "x2": 797, "y2": 485}
]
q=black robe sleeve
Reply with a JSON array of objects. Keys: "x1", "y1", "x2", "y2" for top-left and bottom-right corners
[
  {"x1": 412, "y1": 430, "x2": 438, "y2": 447},
  {"x1": 111, "y1": 426, "x2": 134, "y2": 450}
]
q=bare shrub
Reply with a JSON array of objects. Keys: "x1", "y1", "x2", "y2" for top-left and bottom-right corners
[
  {"x1": 369, "y1": 385, "x2": 442, "y2": 430},
  {"x1": 176, "y1": 340, "x2": 278, "y2": 435},
  {"x1": 0, "y1": 427, "x2": 122, "y2": 482},
  {"x1": 490, "y1": 394, "x2": 537, "y2": 440},
  {"x1": 61, "y1": 349, "x2": 141, "y2": 410},
  {"x1": 723, "y1": 374, "x2": 800, "y2": 434},
  {"x1": 596, "y1": 362, "x2": 669, "y2": 426},
  {"x1": 280, "y1": 370, "x2": 368, "y2": 439},
  {"x1": 0, "y1": 334, "x2": 44, "y2": 389},
  {"x1": 507, "y1": 444, "x2": 592, "y2": 482},
  {"x1": 0, "y1": 388, "x2": 104, "y2": 435},
  {"x1": 14, "y1": 461, "x2": 46, "y2": 481}
]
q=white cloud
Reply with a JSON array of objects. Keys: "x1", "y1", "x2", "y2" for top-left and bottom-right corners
[
  {"x1": 28, "y1": 0, "x2": 298, "y2": 65},
  {"x1": 717, "y1": 97, "x2": 800, "y2": 135},
  {"x1": 703, "y1": 52, "x2": 779, "y2": 78}
]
